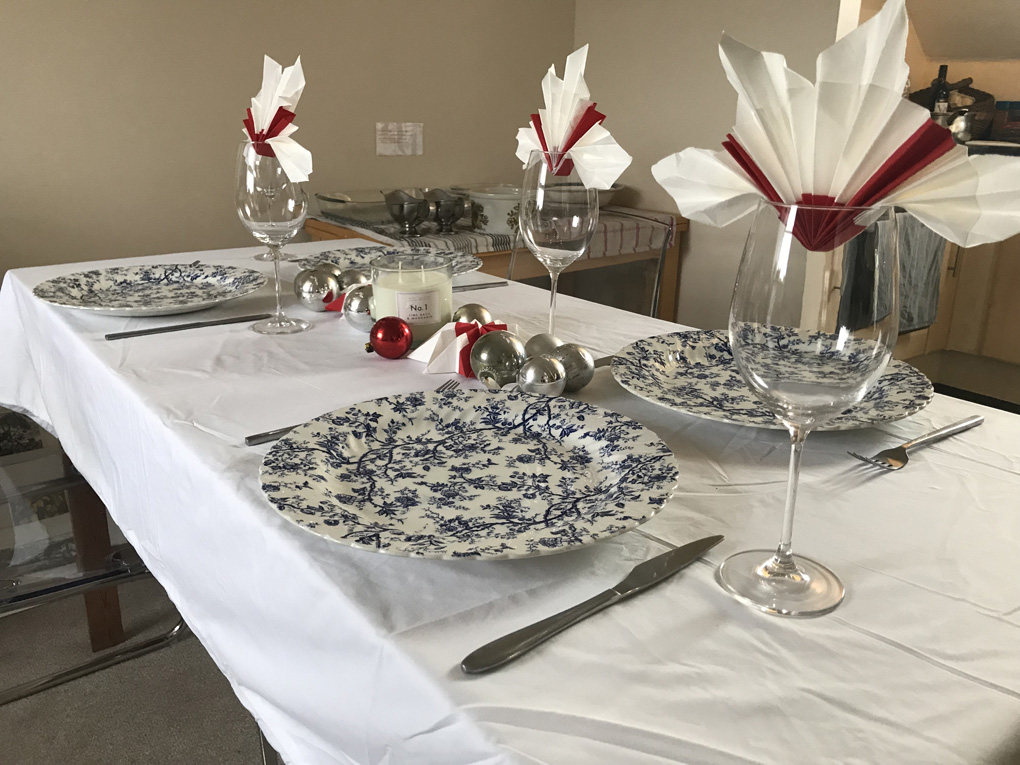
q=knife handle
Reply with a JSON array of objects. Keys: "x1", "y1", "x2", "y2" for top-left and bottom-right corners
[
  {"x1": 244, "y1": 425, "x2": 296, "y2": 447},
  {"x1": 902, "y1": 414, "x2": 983, "y2": 451},
  {"x1": 461, "y1": 589, "x2": 619, "y2": 674}
]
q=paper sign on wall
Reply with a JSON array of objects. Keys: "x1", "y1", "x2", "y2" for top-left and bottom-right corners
[{"x1": 376, "y1": 123, "x2": 424, "y2": 156}]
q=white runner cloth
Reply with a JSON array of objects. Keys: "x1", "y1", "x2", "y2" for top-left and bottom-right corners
[{"x1": 1, "y1": 239, "x2": 1018, "y2": 764}]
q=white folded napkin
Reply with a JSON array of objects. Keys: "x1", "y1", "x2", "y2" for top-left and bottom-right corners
[
  {"x1": 242, "y1": 55, "x2": 313, "y2": 183},
  {"x1": 652, "y1": 0, "x2": 1020, "y2": 248},
  {"x1": 515, "y1": 45, "x2": 632, "y2": 190}
]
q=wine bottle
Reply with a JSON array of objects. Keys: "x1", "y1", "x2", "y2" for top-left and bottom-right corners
[{"x1": 933, "y1": 64, "x2": 950, "y2": 115}]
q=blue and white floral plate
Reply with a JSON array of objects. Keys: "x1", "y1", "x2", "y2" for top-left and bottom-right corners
[
  {"x1": 32, "y1": 263, "x2": 266, "y2": 317},
  {"x1": 295, "y1": 246, "x2": 483, "y2": 277},
  {"x1": 612, "y1": 330, "x2": 933, "y2": 431},
  {"x1": 260, "y1": 389, "x2": 679, "y2": 560}
]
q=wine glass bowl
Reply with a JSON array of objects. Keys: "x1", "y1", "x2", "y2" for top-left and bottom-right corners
[
  {"x1": 235, "y1": 141, "x2": 310, "y2": 335},
  {"x1": 518, "y1": 150, "x2": 598, "y2": 335},
  {"x1": 716, "y1": 201, "x2": 899, "y2": 616}
]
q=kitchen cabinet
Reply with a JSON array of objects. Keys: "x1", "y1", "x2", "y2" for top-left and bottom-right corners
[{"x1": 896, "y1": 234, "x2": 1020, "y2": 366}]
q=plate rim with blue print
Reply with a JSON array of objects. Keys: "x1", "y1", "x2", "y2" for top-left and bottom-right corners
[
  {"x1": 259, "y1": 389, "x2": 679, "y2": 560},
  {"x1": 294, "y1": 245, "x2": 483, "y2": 277},
  {"x1": 612, "y1": 329, "x2": 933, "y2": 431},
  {"x1": 32, "y1": 262, "x2": 267, "y2": 318}
]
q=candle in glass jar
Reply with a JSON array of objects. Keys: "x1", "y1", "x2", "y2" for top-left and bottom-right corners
[{"x1": 370, "y1": 252, "x2": 453, "y2": 345}]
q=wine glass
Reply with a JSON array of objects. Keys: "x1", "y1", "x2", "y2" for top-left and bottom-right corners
[
  {"x1": 235, "y1": 141, "x2": 310, "y2": 335},
  {"x1": 717, "y1": 200, "x2": 899, "y2": 616},
  {"x1": 518, "y1": 150, "x2": 598, "y2": 335}
]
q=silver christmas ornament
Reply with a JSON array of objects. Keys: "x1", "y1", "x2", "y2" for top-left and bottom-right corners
[
  {"x1": 314, "y1": 262, "x2": 346, "y2": 285},
  {"x1": 469, "y1": 330, "x2": 527, "y2": 390},
  {"x1": 294, "y1": 269, "x2": 341, "y2": 312},
  {"x1": 517, "y1": 354, "x2": 566, "y2": 396},
  {"x1": 524, "y1": 333, "x2": 562, "y2": 359},
  {"x1": 452, "y1": 303, "x2": 493, "y2": 325},
  {"x1": 342, "y1": 284, "x2": 375, "y2": 331},
  {"x1": 340, "y1": 268, "x2": 370, "y2": 289},
  {"x1": 552, "y1": 343, "x2": 595, "y2": 392}
]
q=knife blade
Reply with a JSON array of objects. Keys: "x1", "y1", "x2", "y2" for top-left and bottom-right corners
[
  {"x1": 460, "y1": 534, "x2": 724, "y2": 675},
  {"x1": 593, "y1": 355, "x2": 613, "y2": 368},
  {"x1": 453, "y1": 281, "x2": 508, "y2": 293},
  {"x1": 105, "y1": 313, "x2": 271, "y2": 340}
]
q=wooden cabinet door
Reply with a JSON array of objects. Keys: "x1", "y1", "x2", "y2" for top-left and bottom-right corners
[{"x1": 978, "y1": 236, "x2": 1020, "y2": 364}]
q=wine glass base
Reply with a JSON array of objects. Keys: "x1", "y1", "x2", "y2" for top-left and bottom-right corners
[
  {"x1": 252, "y1": 316, "x2": 311, "y2": 335},
  {"x1": 253, "y1": 251, "x2": 300, "y2": 262},
  {"x1": 716, "y1": 549, "x2": 845, "y2": 617}
]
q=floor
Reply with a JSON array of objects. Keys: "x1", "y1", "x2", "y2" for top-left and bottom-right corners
[{"x1": 0, "y1": 577, "x2": 261, "y2": 765}]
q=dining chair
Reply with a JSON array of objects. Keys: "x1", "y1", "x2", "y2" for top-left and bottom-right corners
[
  {"x1": 505, "y1": 207, "x2": 677, "y2": 319},
  {"x1": 259, "y1": 729, "x2": 281, "y2": 764},
  {"x1": 0, "y1": 410, "x2": 188, "y2": 705}
]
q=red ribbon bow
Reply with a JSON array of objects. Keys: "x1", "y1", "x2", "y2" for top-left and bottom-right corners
[
  {"x1": 530, "y1": 103, "x2": 606, "y2": 176},
  {"x1": 455, "y1": 321, "x2": 507, "y2": 377},
  {"x1": 242, "y1": 106, "x2": 296, "y2": 158}
]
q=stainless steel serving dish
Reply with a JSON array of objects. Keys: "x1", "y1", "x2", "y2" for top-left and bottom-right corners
[{"x1": 315, "y1": 190, "x2": 391, "y2": 223}]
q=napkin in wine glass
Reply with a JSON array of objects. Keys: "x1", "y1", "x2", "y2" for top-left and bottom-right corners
[
  {"x1": 515, "y1": 45, "x2": 632, "y2": 190},
  {"x1": 242, "y1": 55, "x2": 313, "y2": 183},
  {"x1": 652, "y1": 0, "x2": 1020, "y2": 248}
]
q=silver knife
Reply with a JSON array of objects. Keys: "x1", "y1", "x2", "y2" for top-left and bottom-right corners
[
  {"x1": 460, "y1": 534, "x2": 724, "y2": 675},
  {"x1": 245, "y1": 425, "x2": 294, "y2": 447},
  {"x1": 105, "y1": 313, "x2": 272, "y2": 340},
  {"x1": 453, "y1": 281, "x2": 508, "y2": 293},
  {"x1": 593, "y1": 355, "x2": 613, "y2": 368}
]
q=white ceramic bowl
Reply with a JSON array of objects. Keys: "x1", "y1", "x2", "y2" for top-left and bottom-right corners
[{"x1": 451, "y1": 184, "x2": 521, "y2": 236}]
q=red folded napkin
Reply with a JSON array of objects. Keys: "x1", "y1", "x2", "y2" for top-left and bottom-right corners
[
  {"x1": 722, "y1": 120, "x2": 956, "y2": 250},
  {"x1": 243, "y1": 106, "x2": 295, "y2": 158},
  {"x1": 530, "y1": 103, "x2": 606, "y2": 176}
]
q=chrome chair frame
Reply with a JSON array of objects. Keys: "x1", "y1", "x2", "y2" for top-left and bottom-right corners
[{"x1": 0, "y1": 468, "x2": 189, "y2": 706}]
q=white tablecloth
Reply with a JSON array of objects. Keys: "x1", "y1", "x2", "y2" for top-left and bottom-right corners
[{"x1": 2, "y1": 240, "x2": 1019, "y2": 764}]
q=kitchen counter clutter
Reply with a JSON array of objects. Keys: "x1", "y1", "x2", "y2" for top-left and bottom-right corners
[{"x1": 306, "y1": 205, "x2": 687, "y2": 322}]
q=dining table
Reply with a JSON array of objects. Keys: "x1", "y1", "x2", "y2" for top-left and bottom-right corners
[{"x1": 1, "y1": 237, "x2": 1018, "y2": 764}]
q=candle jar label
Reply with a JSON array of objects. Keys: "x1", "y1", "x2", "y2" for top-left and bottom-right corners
[{"x1": 395, "y1": 290, "x2": 440, "y2": 324}]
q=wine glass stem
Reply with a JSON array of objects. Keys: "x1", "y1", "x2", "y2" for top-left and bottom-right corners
[
  {"x1": 548, "y1": 270, "x2": 560, "y2": 335},
  {"x1": 270, "y1": 244, "x2": 284, "y2": 321},
  {"x1": 770, "y1": 425, "x2": 808, "y2": 574}
]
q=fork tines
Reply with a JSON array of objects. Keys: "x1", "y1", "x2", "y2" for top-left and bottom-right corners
[
  {"x1": 847, "y1": 451, "x2": 893, "y2": 470},
  {"x1": 435, "y1": 379, "x2": 460, "y2": 393}
]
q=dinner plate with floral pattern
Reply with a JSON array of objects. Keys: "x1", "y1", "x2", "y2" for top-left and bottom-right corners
[
  {"x1": 295, "y1": 246, "x2": 482, "y2": 277},
  {"x1": 612, "y1": 329, "x2": 933, "y2": 431},
  {"x1": 260, "y1": 389, "x2": 679, "y2": 559},
  {"x1": 32, "y1": 262, "x2": 266, "y2": 317}
]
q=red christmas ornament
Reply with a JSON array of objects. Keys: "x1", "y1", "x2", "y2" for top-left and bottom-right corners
[{"x1": 366, "y1": 317, "x2": 413, "y2": 359}]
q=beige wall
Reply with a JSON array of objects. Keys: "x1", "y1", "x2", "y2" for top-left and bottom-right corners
[
  {"x1": 0, "y1": 0, "x2": 575, "y2": 277},
  {"x1": 574, "y1": 0, "x2": 841, "y2": 329},
  {"x1": 3, "y1": 0, "x2": 848, "y2": 331}
]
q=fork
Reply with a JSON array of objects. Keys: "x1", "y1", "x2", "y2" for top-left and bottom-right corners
[
  {"x1": 434, "y1": 379, "x2": 460, "y2": 394},
  {"x1": 244, "y1": 378, "x2": 461, "y2": 446},
  {"x1": 848, "y1": 415, "x2": 984, "y2": 470}
]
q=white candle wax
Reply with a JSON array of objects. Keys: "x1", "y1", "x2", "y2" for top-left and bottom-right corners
[{"x1": 371, "y1": 264, "x2": 453, "y2": 344}]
